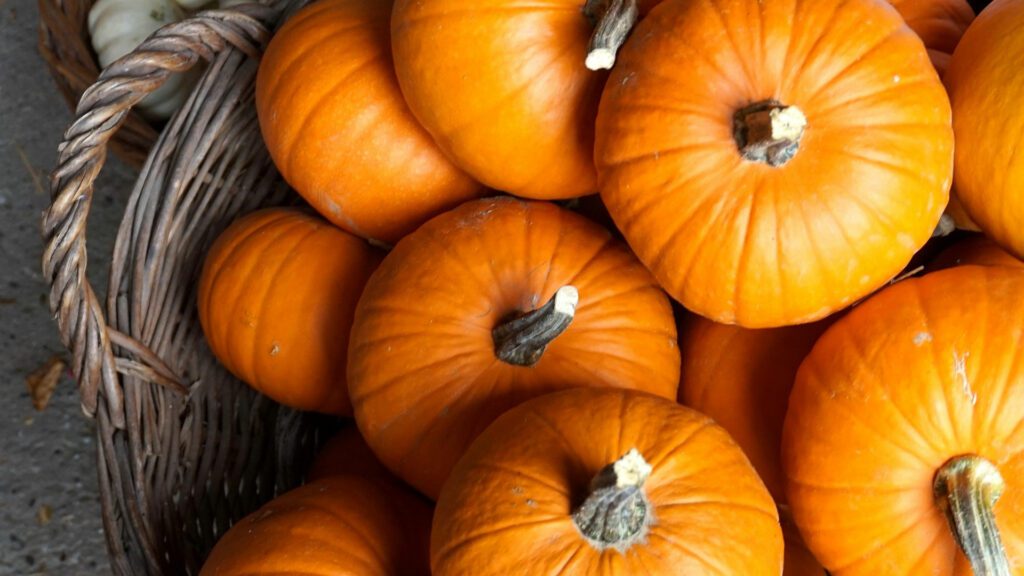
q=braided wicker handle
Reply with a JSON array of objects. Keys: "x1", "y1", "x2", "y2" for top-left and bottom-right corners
[{"x1": 42, "y1": 5, "x2": 278, "y2": 429}]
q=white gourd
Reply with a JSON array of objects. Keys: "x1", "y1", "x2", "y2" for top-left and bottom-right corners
[{"x1": 88, "y1": 0, "x2": 198, "y2": 120}]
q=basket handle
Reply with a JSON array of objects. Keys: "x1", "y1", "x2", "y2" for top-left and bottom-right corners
[{"x1": 42, "y1": 5, "x2": 279, "y2": 429}]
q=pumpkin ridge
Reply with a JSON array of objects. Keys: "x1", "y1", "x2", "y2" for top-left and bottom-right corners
[
  {"x1": 219, "y1": 217, "x2": 312, "y2": 387},
  {"x1": 702, "y1": 0, "x2": 761, "y2": 90},
  {"x1": 434, "y1": 515, "x2": 567, "y2": 565},
  {"x1": 834, "y1": 320, "x2": 947, "y2": 458},
  {"x1": 826, "y1": 506, "x2": 935, "y2": 572},
  {"x1": 645, "y1": 529, "x2": 732, "y2": 574},
  {"x1": 351, "y1": 348, "x2": 484, "y2": 410},
  {"x1": 241, "y1": 224, "x2": 323, "y2": 397},
  {"x1": 803, "y1": 23, "x2": 909, "y2": 109},
  {"x1": 647, "y1": 420, "x2": 716, "y2": 471},
  {"x1": 262, "y1": 19, "x2": 359, "y2": 113},
  {"x1": 282, "y1": 54, "x2": 382, "y2": 185},
  {"x1": 397, "y1": 2, "x2": 582, "y2": 26},
  {"x1": 199, "y1": 211, "x2": 292, "y2": 355}
]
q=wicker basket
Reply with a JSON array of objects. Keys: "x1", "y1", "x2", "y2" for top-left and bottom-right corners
[{"x1": 42, "y1": 2, "x2": 338, "y2": 574}]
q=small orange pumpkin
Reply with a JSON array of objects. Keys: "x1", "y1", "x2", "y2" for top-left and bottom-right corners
[
  {"x1": 783, "y1": 266, "x2": 1024, "y2": 574},
  {"x1": 200, "y1": 475, "x2": 431, "y2": 575},
  {"x1": 307, "y1": 424, "x2": 392, "y2": 483},
  {"x1": 348, "y1": 197, "x2": 680, "y2": 499},
  {"x1": 679, "y1": 317, "x2": 830, "y2": 503},
  {"x1": 432, "y1": 387, "x2": 783, "y2": 574},
  {"x1": 596, "y1": 0, "x2": 953, "y2": 327},
  {"x1": 255, "y1": 0, "x2": 483, "y2": 244},
  {"x1": 890, "y1": 0, "x2": 974, "y2": 75},
  {"x1": 945, "y1": 0, "x2": 1024, "y2": 260},
  {"x1": 931, "y1": 234, "x2": 1024, "y2": 271},
  {"x1": 198, "y1": 208, "x2": 381, "y2": 415}
]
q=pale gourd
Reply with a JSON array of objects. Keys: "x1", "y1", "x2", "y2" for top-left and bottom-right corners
[{"x1": 88, "y1": 0, "x2": 198, "y2": 120}]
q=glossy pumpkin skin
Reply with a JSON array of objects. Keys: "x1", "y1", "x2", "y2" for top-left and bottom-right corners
[
  {"x1": 679, "y1": 316, "x2": 830, "y2": 503},
  {"x1": 946, "y1": 0, "x2": 1024, "y2": 261},
  {"x1": 307, "y1": 424, "x2": 393, "y2": 482},
  {"x1": 596, "y1": 0, "x2": 953, "y2": 328},
  {"x1": 348, "y1": 197, "x2": 680, "y2": 499},
  {"x1": 200, "y1": 476, "x2": 431, "y2": 575},
  {"x1": 198, "y1": 208, "x2": 381, "y2": 415},
  {"x1": 255, "y1": 0, "x2": 482, "y2": 244},
  {"x1": 931, "y1": 234, "x2": 1024, "y2": 271},
  {"x1": 782, "y1": 266, "x2": 1024, "y2": 574},
  {"x1": 432, "y1": 387, "x2": 782, "y2": 575},
  {"x1": 390, "y1": 0, "x2": 658, "y2": 200},
  {"x1": 890, "y1": 0, "x2": 974, "y2": 75}
]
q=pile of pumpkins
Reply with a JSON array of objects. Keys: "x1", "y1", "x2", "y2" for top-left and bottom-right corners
[{"x1": 192, "y1": 0, "x2": 1024, "y2": 574}]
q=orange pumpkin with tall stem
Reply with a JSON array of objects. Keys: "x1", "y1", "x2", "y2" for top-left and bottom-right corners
[
  {"x1": 432, "y1": 387, "x2": 783, "y2": 574},
  {"x1": 783, "y1": 266, "x2": 1024, "y2": 575},
  {"x1": 348, "y1": 197, "x2": 679, "y2": 499},
  {"x1": 595, "y1": 0, "x2": 953, "y2": 328}
]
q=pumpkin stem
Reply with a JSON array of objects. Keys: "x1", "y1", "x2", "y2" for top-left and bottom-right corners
[
  {"x1": 493, "y1": 286, "x2": 579, "y2": 367},
  {"x1": 734, "y1": 101, "x2": 807, "y2": 167},
  {"x1": 933, "y1": 455, "x2": 1011, "y2": 576},
  {"x1": 583, "y1": 0, "x2": 639, "y2": 70},
  {"x1": 573, "y1": 449, "x2": 653, "y2": 552}
]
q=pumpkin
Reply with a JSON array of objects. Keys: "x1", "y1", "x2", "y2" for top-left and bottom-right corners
[
  {"x1": 931, "y1": 234, "x2": 1024, "y2": 271},
  {"x1": 348, "y1": 197, "x2": 680, "y2": 499},
  {"x1": 431, "y1": 387, "x2": 783, "y2": 574},
  {"x1": 255, "y1": 0, "x2": 483, "y2": 244},
  {"x1": 890, "y1": 0, "x2": 975, "y2": 75},
  {"x1": 390, "y1": 0, "x2": 658, "y2": 200},
  {"x1": 679, "y1": 317, "x2": 830, "y2": 575},
  {"x1": 679, "y1": 317, "x2": 830, "y2": 503},
  {"x1": 595, "y1": 0, "x2": 953, "y2": 328},
  {"x1": 200, "y1": 475, "x2": 431, "y2": 575},
  {"x1": 198, "y1": 208, "x2": 381, "y2": 415},
  {"x1": 945, "y1": 0, "x2": 1024, "y2": 261},
  {"x1": 307, "y1": 424, "x2": 392, "y2": 482},
  {"x1": 783, "y1": 266, "x2": 1024, "y2": 575}
]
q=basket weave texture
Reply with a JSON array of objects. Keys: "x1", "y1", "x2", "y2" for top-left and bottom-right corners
[
  {"x1": 42, "y1": 2, "x2": 336, "y2": 574},
  {"x1": 38, "y1": 0, "x2": 161, "y2": 168}
]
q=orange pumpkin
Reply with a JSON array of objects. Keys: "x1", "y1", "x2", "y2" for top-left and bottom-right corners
[
  {"x1": 595, "y1": 0, "x2": 953, "y2": 328},
  {"x1": 679, "y1": 317, "x2": 830, "y2": 503},
  {"x1": 945, "y1": 0, "x2": 1024, "y2": 261},
  {"x1": 390, "y1": 0, "x2": 658, "y2": 200},
  {"x1": 931, "y1": 234, "x2": 1024, "y2": 271},
  {"x1": 200, "y1": 475, "x2": 431, "y2": 575},
  {"x1": 307, "y1": 424, "x2": 392, "y2": 482},
  {"x1": 255, "y1": 0, "x2": 483, "y2": 244},
  {"x1": 432, "y1": 387, "x2": 782, "y2": 574},
  {"x1": 348, "y1": 197, "x2": 680, "y2": 499},
  {"x1": 890, "y1": 0, "x2": 974, "y2": 75},
  {"x1": 783, "y1": 266, "x2": 1024, "y2": 575},
  {"x1": 198, "y1": 208, "x2": 381, "y2": 415}
]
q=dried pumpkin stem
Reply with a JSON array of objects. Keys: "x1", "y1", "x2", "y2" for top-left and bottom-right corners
[
  {"x1": 933, "y1": 455, "x2": 1011, "y2": 576},
  {"x1": 734, "y1": 100, "x2": 807, "y2": 167},
  {"x1": 493, "y1": 286, "x2": 579, "y2": 367},
  {"x1": 583, "y1": 0, "x2": 639, "y2": 70},
  {"x1": 573, "y1": 449, "x2": 653, "y2": 552}
]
